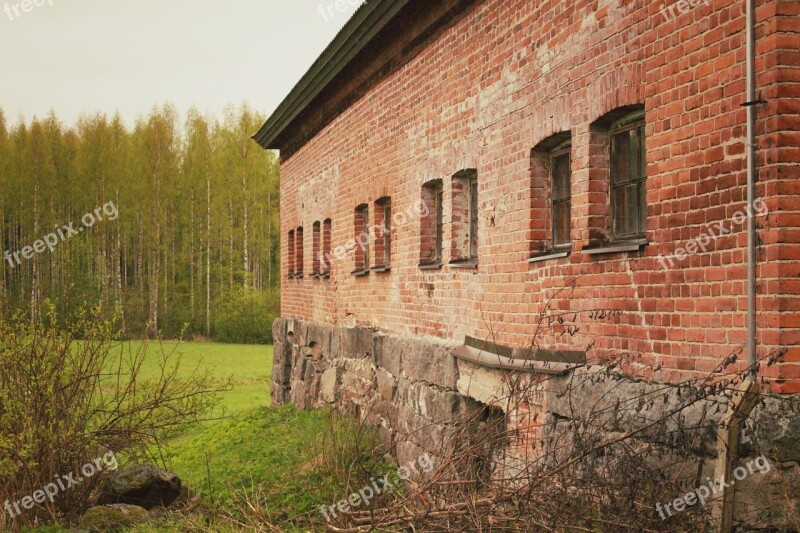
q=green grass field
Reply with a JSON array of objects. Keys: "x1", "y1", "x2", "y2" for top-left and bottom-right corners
[
  {"x1": 26, "y1": 341, "x2": 381, "y2": 532},
  {"x1": 119, "y1": 342, "x2": 348, "y2": 532},
  {"x1": 109, "y1": 341, "x2": 274, "y2": 416}
]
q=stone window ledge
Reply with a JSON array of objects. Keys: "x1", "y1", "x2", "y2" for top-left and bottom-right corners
[
  {"x1": 452, "y1": 345, "x2": 579, "y2": 375},
  {"x1": 371, "y1": 265, "x2": 391, "y2": 273},
  {"x1": 528, "y1": 248, "x2": 571, "y2": 264},
  {"x1": 451, "y1": 337, "x2": 585, "y2": 376},
  {"x1": 351, "y1": 269, "x2": 370, "y2": 277},
  {"x1": 581, "y1": 238, "x2": 648, "y2": 256},
  {"x1": 418, "y1": 262, "x2": 443, "y2": 271},
  {"x1": 449, "y1": 260, "x2": 478, "y2": 269}
]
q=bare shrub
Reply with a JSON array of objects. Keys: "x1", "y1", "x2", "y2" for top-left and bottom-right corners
[
  {"x1": 313, "y1": 289, "x2": 794, "y2": 532},
  {"x1": 0, "y1": 306, "x2": 225, "y2": 529}
]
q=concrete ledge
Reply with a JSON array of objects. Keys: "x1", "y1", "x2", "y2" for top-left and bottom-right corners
[{"x1": 451, "y1": 344, "x2": 579, "y2": 375}]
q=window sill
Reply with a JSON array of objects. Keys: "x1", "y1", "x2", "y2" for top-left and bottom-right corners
[
  {"x1": 418, "y1": 262, "x2": 443, "y2": 271},
  {"x1": 528, "y1": 248, "x2": 571, "y2": 264},
  {"x1": 371, "y1": 265, "x2": 391, "y2": 273},
  {"x1": 294, "y1": 272, "x2": 304, "y2": 279},
  {"x1": 351, "y1": 269, "x2": 370, "y2": 277},
  {"x1": 581, "y1": 239, "x2": 648, "y2": 255},
  {"x1": 449, "y1": 260, "x2": 478, "y2": 269},
  {"x1": 322, "y1": 272, "x2": 331, "y2": 280},
  {"x1": 311, "y1": 271, "x2": 320, "y2": 279}
]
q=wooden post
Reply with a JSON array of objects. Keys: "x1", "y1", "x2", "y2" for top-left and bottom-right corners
[{"x1": 713, "y1": 379, "x2": 760, "y2": 532}]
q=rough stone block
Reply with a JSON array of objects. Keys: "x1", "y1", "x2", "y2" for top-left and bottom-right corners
[
  {"x1": 320, "y1": 367, "x2": 340, "y2": 404},
  {"x1": 376, "y1": 368, "x2": 397, "y2": 401},
  {"x1": 272, "y1": 318, "x2": 287, "y2": 344},
  {"x1": 734, "y1": 459, "x2": 800, "y2": 531},
  {"x1": 375, "y1": 334, "x2": 402, "y2": 376},
  {"x1": 456, "y1": 360, "x2": 509, "y2": 411},
  {"x1": 744, "y1": 395, "x2": 800, "y2": 462},
  {"x1": 401, "y1": 337, "x2": 459, "y2": 390}
]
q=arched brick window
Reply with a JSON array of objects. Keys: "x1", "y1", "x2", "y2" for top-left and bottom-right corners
[
  {"x1": 295, "y1": 226, "x2": 304, "y2": 278},
  {"x1": 530, "y1": 132, "x2": 572, "y2": 257},
  {"x1": 451, "y1": 169, "x2": 478, "y2": 265},
  {"x1": 420, "y1": 179, "x2": 443, "y2": 268},
  {"x1": 288, "y1": 230, "x2": 295, "y2": 278}
]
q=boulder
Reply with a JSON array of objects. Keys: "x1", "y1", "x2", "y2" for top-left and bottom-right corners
[
  {"x1": 99, "y1": 464, "x2": 181, "y2": 509},
  {"x1": 80, "y1": 503, "x2": 149, "y2": 531}
]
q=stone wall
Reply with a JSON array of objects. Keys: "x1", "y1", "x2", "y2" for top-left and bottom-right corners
[{"x1": 272, "y1": 317, "x2": 800, "y2": 530}]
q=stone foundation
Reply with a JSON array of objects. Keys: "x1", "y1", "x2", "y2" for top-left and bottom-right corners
[{"x1": 271, "y1": 317, "x2": 800, "y2": 531}]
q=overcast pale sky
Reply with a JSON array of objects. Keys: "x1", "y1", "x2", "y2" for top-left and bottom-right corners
[{"x1": 0, "y1": 0, "x2": 355, "y2": 127}]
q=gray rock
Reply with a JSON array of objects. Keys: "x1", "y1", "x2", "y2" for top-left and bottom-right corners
[
  {"x1": 400, "y1": 338, "x2": 459, "y2": 390},
  {"x1": 272, "y1": 318, "x2": 287, "y2": 344},
  {"x1": 733, "y1": 458, "x2": 800, "y2": 531},
  {"x1": 376, "y1": 368, "x2": 397, "y2": 401},
  {"x1": 320, "y1": 366, "x2": 340, "y2": 404},
  {"x1": 99, "y1": 465, "x2": 181, "y2": 510},
  {"x1": 744, "y1": 395, "x2": 800, "y2": 462},
  {"x1": 80, "y1": 504, "x2": 149, "y2": 532}
]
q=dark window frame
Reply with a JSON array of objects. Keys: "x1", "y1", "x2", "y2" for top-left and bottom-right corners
[
  {"x1": 382, "y1": 199, "x2": 391, "y2": 268},
  {"x1": 420, "y1": 180, "x2": 444, "y2": 268},
  {"x1": 288, "y1": 229, "x2": 295, "y2": 278},
  {"x1": 469, "y1": 176, "x2": 479, "y2": 261},
  {"x1": 312, "y1": 221, "x2": 321, "y2": 278},
  {"x1": 322, "y1": 218, "x2": 332, "y2": 278},
  {"x1": 295, "y1": 226, "x2": 304, "y2": 278},
  {"x1": 610, "y1": 110, "x2": 647, "y2": 241},
  {"x1": 550, "y1": 140, "x2": 572, "y2": 248},
  {"x1": 353, "y1": 204, "x2": 370, "y2": 275},
  {"x1": 434, "y1": 185, "x2": 443, "y2": 264}
]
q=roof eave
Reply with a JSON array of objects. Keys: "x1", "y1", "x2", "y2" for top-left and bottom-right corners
[{"x1": 252, "y1": 0, "x2": 411, "y2": 150}]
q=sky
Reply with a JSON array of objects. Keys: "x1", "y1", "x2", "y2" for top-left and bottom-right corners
[{"x1": 0, "y1": 0, "x2": 357, "y2": 128}]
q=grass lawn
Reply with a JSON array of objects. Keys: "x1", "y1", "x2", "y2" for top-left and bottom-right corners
[
  {"x1": 28, "y1": 341, "x2": 383, "y2": 532},
  {"x1": 117, "y1": 341, "x2": 356, "y2": 532},
  {"x1": 108, "y1": 341, "x2": 274, "y2": 416}
]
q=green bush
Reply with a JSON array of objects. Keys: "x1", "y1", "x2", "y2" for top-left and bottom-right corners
[
  {"x1": 0, "y1": 307, "x2": 223, "y2": 528},
  {"x1": 211, "y1": 288, "x2": 279, "y2": 345}
]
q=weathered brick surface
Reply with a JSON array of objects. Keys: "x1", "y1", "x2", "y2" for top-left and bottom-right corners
[{"x1": 277, "y1": 0, "x2": 799, "y2": 392}]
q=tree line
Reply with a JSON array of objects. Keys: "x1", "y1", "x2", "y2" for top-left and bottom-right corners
[{"x1": 0, "y1": 104, "x2": 280, "y2": 343}]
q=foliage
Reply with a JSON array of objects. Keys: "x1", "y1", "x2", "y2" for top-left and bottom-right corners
[
  {"x1": 0, "y1": 105, "x2": 280, "y2": 344},
  {"x1": 211, "y1": 288, "x2": 279, "y2": 345},
  {"x1": 0, "y1": 309, "x2": 225, "y2": 529}
]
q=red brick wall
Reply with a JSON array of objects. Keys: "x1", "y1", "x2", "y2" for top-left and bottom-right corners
[{"x1": 277, "y1": 0, "x2": 800, "y2": 392}]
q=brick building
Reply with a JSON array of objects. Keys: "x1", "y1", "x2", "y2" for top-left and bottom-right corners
[{"x1": 255, "y1": 0, "x2": 799, "y2": 528}]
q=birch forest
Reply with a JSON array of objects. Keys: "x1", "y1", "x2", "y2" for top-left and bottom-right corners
[{"x1": 0, "y1": 104, "x2": 280, "y2": 343}]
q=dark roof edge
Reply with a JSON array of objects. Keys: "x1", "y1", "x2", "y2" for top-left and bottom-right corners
[{"x1": 252, "y1": 0, "x2": 411, "y2": 150}]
